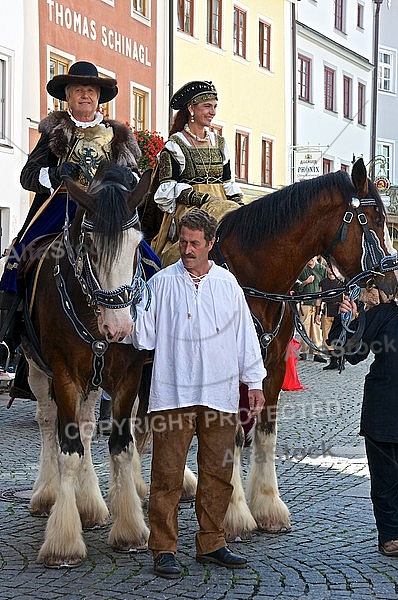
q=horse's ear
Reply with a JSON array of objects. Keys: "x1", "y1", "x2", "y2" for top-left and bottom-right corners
[
  {"x1": 351, "y1": 157, "x2": 369, "y2": 198},
  {"x1": 63, "y1": 176, "x2": 95, "y2": 212},
  {"x1": 128, "y1": 169, "x2": 153, "y2": 211}
]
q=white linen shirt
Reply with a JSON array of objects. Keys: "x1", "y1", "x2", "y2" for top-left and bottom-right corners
[{"x1": 132, "y1": 259, "x2": 266, "y2": 414}]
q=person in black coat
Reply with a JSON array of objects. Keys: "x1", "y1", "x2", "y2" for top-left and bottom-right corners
[{"x1": 329, "y1": 296, "x2": 398, "y2": 556}]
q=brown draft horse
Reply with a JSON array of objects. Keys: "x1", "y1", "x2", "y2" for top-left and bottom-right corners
[
  {"x1": 21, "y1": 163, "x2": 153, "y2": 567},
  {"x1": 211, "y1": 158, "x2": 397, "y2": 539}
]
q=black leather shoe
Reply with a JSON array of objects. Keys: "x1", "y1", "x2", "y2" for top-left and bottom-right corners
[
  {"x1": 196, "y1": 546, "x2": 247, "y2": 569},
  {"x1": 313, "y1": 354, "x2": 327, "y2": 363},
  {"x1": 154, "y1": 553, "x2": 182, "y2": 579}
]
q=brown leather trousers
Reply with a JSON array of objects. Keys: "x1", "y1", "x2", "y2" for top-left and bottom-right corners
[{"x1": 148, "y1": 405, "x2": 237, "y2": 556}]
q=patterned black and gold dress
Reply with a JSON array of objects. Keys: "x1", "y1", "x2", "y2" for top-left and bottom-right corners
[{"x1": 151, "y1": 131, "x2": 243, "y2": 266}]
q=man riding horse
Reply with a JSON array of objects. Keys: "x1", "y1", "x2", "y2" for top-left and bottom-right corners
[{"x1": 0, "y1": 60, "x2": 158, "y2": 400}]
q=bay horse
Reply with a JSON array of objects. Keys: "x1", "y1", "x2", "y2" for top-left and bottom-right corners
[
  {"x1": 20, "y1": 163, "x2": 153, "y2": 567},
  {"x1": 211, "y1": 158, "x2": 398, "y2": 539}
]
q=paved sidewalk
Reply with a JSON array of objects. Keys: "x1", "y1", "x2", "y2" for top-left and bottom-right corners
[{"x1": 1, "y1": 357, "x2": 398, "y2": 599}]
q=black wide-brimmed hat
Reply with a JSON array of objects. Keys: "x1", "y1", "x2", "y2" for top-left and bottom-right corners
[
  {"x1": 170, "y1": 80, "x2": 218, "y2": 110},
  {"x1": 46, "y1": 61, "x2": 118, "y2": 104}
]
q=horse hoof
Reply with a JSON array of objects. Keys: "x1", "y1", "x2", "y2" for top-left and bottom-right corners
[
  {"x1": 257, "y1": 523, "x2": 292, "y2": 534},
  {"x1": 82, "y1": 521, "x2": 108, "y2": 531},
  {"x1": 43, "y1": 557, "x2": 83, "y2": 569},
  {"x1": 225, "y1": 530, "x2": 252, "y2": 543},
  {"x1": 29, "y1": 508, "x2": 50, "y2": 518},
  {"x1": 112, "y1": 543, "x2": 148, "y2": 554}
]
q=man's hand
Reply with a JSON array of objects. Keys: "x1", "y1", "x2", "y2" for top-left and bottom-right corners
[
  {"x1": 248, "y1": 389, "x2": 265, "y2": 418},
  {"x1": 339, "y1": 295, "x2": 357, "y2": 315},
  {"x1": 48, "y1": 162, "x2": 81, "y2": 188}
]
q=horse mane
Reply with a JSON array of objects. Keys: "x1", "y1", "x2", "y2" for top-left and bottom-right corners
[
  {"x1": 218, "y1": 170, "x2": 374, "y2": 252},
  {"x1": 86, "y1": 163, "x2": 135, "y2": 267}
]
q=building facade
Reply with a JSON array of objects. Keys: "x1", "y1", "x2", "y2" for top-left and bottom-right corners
[
  {"x1": 174, "y1": 0, "x2": 290, "y2": 198},
  {"x1": 1, "y1": 0, "x2": 395, "y2": 250},
  {"x1": 1, "y1": 0, "x2": 169, "y2": 250},
  {"x1": 293, "y1": 0, "x2": 374, "y2": 181},
  {"x1": 377, "y1": 0, "x2": 398, "y2": 244},
  {"x1": 0, "y1": 0, "x2": 27, "y2": 250}
]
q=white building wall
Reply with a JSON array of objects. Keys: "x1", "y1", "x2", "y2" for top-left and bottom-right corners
[
  {"x1": 0, "y1": 0, "x2": 34, "y2": 250},
  {"x1": 294, "y1": 0, "x2": 374, "y2": 177},
  {"x1": 378, "y1": 0, "x2": 398, "y2": 186}
]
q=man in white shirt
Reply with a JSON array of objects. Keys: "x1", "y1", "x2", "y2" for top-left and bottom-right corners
[{"x1": 133, "y1": 208, "x2": 266, "y2": 579}]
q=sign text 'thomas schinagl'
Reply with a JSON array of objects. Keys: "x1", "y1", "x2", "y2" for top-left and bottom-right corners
[{"x1": 46, "y1": 0, "x2": 151, "y2": 66}]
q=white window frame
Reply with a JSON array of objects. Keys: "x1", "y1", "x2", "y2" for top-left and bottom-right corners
[
  {"x1": 131, "y1": 0, "x2": 151, "y2": 25},
  {"x1": 232, "y1": 1, "x2": 250, "y2": 64},
  {"x1": 378, "y1": 47, "x2": 396, "y2": 94},
  {"x1": 258, "y1": 14, "x2": 273, "y2": 74},
  {"x1": 46, "y1": 47, "x2": 75, "y2": 114},
  {"x1": 0, "y1": 48, "x2": 12, "y2": 148},
  {"x1": 130, "y1": 82, "x2": 152, "y2": 132},
  {"x1": 376, "y1": 140, "x2": 395, "y2": 182}
]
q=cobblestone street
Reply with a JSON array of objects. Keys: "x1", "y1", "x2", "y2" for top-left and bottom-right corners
[{"x1": 1, "y1": 357, "x2": 398, "y2": 599}]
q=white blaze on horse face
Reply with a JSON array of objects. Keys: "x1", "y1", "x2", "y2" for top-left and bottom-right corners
[
  {"x1": 384, "y1": 223, "x2": 396, "y2": 256},
  {"x1": 96, "y1": 228, "x2": 143, "y2": 342}
]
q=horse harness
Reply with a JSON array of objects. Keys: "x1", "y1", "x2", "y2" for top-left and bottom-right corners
[
  {"x1": 51, "y1": 207, "x2": 150, "y2": 388},
  {"x1": 213, "y1": 196, "x2": 398, "y2": 360}
]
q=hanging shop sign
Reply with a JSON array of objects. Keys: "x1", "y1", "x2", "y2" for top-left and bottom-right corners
[
  {"x1": 294, "y1": 150, "x2": 322, "y2": 181},
  {"x1": 374, "y1": 176, "x2": 391, "y2": 193}
]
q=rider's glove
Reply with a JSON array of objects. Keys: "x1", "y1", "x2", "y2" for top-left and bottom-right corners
[{"x1": 48, "y1": 162, "x2": 81, "y2": 188}]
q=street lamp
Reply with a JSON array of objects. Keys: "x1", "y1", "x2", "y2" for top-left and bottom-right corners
[{"x1": 370, "y1": 0, "x2": 384, "y2": 180}]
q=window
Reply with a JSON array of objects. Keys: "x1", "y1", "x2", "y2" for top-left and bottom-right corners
[
  {"x1": 324, "y1": 67, "x2": 335, "y2": 111},
  {"x1": 210, "y1": 123, "x2": 223, "y2": 136},
  {"x1": 357, "y1": 3, "x2": 364, "y2": 29},
  {"x1": 235, "y1": 131, "x2": 249, "y2": 182},
  {"x1": 323, "y1": 159, "x2": 332, "y2": 174},
  {"x1": 178, "y1": 0, "x2": 193, "y2": 35},
  {"x1": 49, "y1": 54, "x2": 71, "y2": 111},
  {"x1": 298, "y1": 55, "x2": 311, "y2": 102},
  {"x1": 358, "y1": 82, "x2": 366, "y2": 125},
  {"x1": 132, "y1": 0, "x2": 147, "y2": 17},
  {"x1": 376, "y1": 142, "x2": 392, "y2": 180},
  {"x1": 132, "y1": 87, "x2": 148, "y2": 131},
  {"x1": 261, "y1": 138, "x2": 273, "y2": 187},
  {"x1": 259, "y1": 21, "x2": 271, "y2": 70},
  {"x1": 98, "y1": 69, "x2": 115, "y2": 119},
  {"x1": 207, "y1": 0, "x2": 222, "y2": 47},
  {"x1": 379, "y1": 50, "x2": 394, "y2": 92},
  {"x1": 343, "y1": 75, "x2": 352, "y2": 119},
  {"x1": 0, "y1": 54, "x2": 10, "y2": 145},
  {"x1": 233, "y1": 7, "x2": 246, "y2": 59},
  {"x1": 334, "y1": 0, "x2": 345, "y2": 32},
  {"x1": 340, "y1": 163, "x2": 349, "y2": 172}
]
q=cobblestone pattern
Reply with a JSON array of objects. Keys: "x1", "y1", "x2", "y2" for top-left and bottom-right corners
[{"x1": 1, "y1": 357, "x2": 398, "y2": 599}]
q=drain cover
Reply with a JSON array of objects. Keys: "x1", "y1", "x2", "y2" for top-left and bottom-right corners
[{"x1": 0, "y1": 487, "x2": 32, "y2": 503}]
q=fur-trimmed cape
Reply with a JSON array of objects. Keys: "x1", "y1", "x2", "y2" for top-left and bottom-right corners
[{"x1": 38, "y1": 111, "x2": 141, "y2": 169}]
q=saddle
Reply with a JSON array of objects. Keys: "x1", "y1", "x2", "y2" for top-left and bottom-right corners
[{"x1": 17, "y1": 233, "x2": 59, "y2": 290}]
